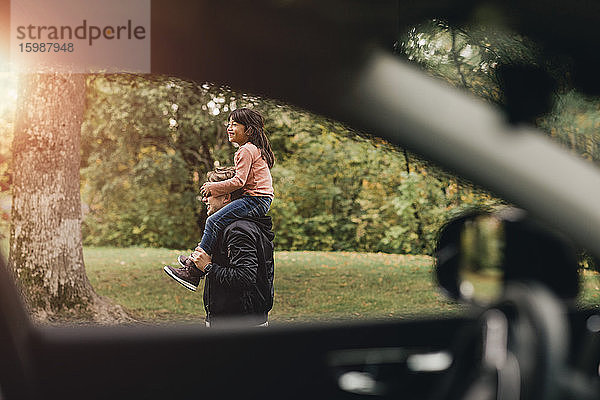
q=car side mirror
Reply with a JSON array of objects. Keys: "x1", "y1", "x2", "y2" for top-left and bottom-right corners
[{"x1": 434, "y1": 208, "x2": 580, "y2": 305}]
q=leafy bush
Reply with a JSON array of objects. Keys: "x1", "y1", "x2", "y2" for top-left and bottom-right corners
[{"x1": 80, "y1": 75, "x2": 501, "y2": 254}]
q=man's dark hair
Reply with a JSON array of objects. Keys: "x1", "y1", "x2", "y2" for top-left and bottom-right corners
[{"x1": 206, "y1": 167, "x2": 244, "y2": 200}]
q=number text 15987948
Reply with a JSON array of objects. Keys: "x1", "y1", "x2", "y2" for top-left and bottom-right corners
[{"x1": 18, "y1": 42, "x2": 74, "y2": 52}]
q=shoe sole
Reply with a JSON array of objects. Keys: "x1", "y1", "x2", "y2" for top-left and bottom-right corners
[{"x1": 163, "y1": 266, "x2": 198, "y2": 291}]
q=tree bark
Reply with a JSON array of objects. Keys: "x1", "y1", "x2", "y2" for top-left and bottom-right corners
[{"x1": 9, "y1": 73, "x2": 132, "y2": 324}]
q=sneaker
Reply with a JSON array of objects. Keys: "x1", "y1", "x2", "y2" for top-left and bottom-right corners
[
  {"x1": 163, "y1": 264, "x2": 204, "y2": 291},
  {"x1": 177, "y1": 254, "x2": 195, "y2": 268}
]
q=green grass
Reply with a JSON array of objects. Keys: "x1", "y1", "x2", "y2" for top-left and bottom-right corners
[
  {"x1": 76, "y1": 247, "x2": 600, "y2": 324},
  {"x1": 271, "y1": 251, "x2": 462, "y2": 322},
  {"x1": 579, "y1": 268, "x2": 600, "y2": 308},
  {"x1": 83, "y1": 247, "x2": 465, "y2": 324},
  {"x1": 84, "y1": 247, "x2": 205, "y2": 323}
]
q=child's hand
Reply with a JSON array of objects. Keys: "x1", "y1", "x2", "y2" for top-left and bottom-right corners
[
  {"x1": 190, "y1": 249, "x2": 212, "y2": 271},
  {"x1": 200, "y1": 182, "x2": 211, "y2": 197}
]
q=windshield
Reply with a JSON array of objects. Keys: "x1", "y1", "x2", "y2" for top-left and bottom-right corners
[
  {"x1": 397, "y1": 17, "x2": 600, "y2": 310},
  {"x1": 399, "y1": 19, "x2": 600, "y2": 167},
  {"x1": 1, "y1": 3, "x2": 599, "y2": 326}
]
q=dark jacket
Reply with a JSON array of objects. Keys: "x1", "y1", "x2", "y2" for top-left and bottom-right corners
[{"x1": 203, "y1": 216, "x2": 275, "y2": 326}]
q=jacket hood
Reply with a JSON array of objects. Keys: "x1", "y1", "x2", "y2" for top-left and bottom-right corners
[{"x1": 241, "y1": 216, "x2": 275, "y2": 241}]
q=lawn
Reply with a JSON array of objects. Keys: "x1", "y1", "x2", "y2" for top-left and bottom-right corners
[
  {"x1": 83, "y1": 247, "x2": 464, "y2": 324},
  {"x1": 81, "y1": 247, "x2": 600, "y2": 325}
]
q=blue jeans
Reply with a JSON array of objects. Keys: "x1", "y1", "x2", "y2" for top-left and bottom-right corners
[{"x1": 198, "y1": 195, "x2": 272, "y2": 255}]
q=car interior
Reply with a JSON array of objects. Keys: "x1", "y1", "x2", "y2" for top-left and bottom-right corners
[{"x1": 1, "y1": 1, "x2": 600, "y2": 399}]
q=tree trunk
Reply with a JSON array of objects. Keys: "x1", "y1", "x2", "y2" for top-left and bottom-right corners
[{"x1": 9, "y1": 73, "x2": 132, "y2": 324}]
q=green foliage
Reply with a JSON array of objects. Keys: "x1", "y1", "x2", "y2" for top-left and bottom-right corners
[
  {"x1": 271, "y1": 119, "x2": 501, "y2": 254},
  {"x1": 538, "y1": 90, "x2": 600, "y2": 164},
  {"x1": 78, "y1": 72, "x2": 503, "y2": 253},
  {"x1": 271, "y1": 126, "x2": 370, "y2": 251},
  {"x1": 1, "y1": 21, "x2": 599, "y2": 261},
  {"x1": 378, "y1": 171, "x2": 448, "y2": 254},
  {"x1": 82, "y1": 152, "x2": 197, "y2": 248},
  {"x1": 397, "y1": 19, "x2": 600, "y2": 169},
  {"x1": 395, "y1": 19, "x2": 600, "y2": 264},
  {"x1": 397, "y1": 19, "x2": 567, "y2": 105},
  {"x1": 81, "y1": 76, "x2": 248, "y2": 248}
]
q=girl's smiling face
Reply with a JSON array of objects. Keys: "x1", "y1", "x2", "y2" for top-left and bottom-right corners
[{"x1": 227, "y1": 118, "x2": 249, "y2": 145}]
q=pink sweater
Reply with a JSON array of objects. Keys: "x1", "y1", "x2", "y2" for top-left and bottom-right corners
[{"x1": 208, "y1": 142, "x2": 274, "y2": 198}]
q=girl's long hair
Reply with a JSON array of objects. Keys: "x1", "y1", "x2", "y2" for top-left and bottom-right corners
[{"x1": 229, "y1": 108, "x2": 275, "y2": 168}]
